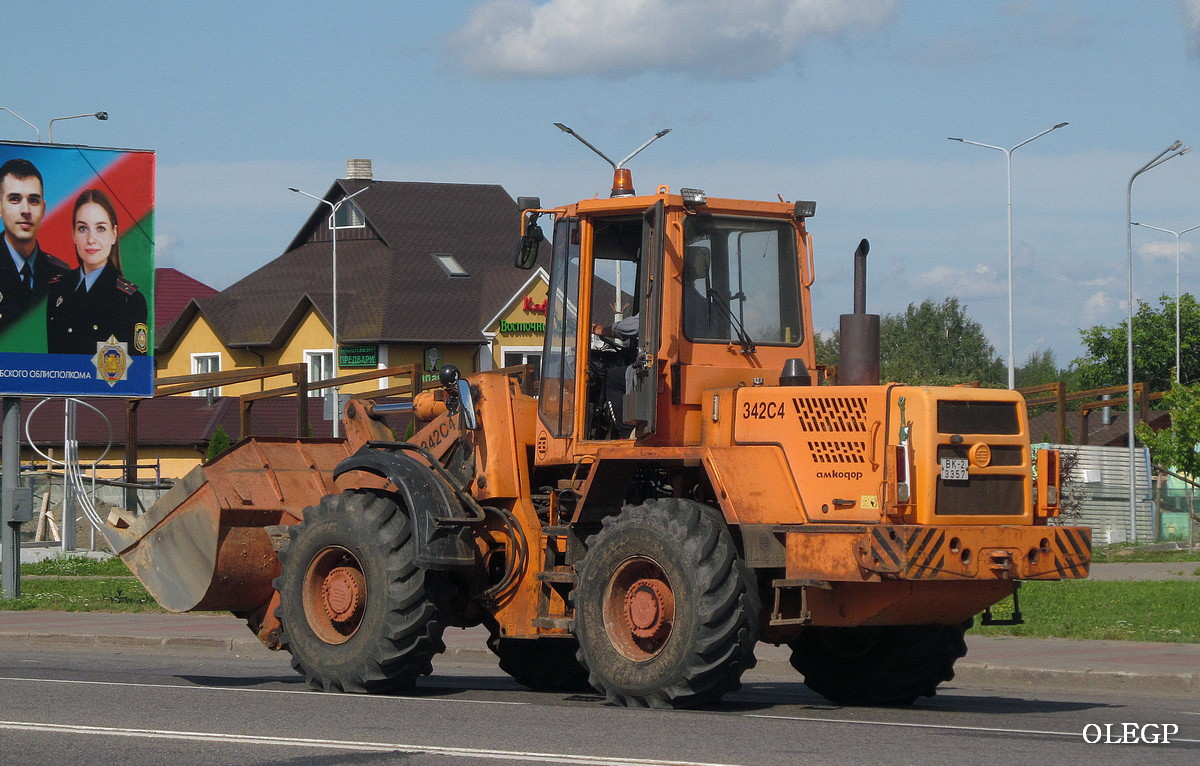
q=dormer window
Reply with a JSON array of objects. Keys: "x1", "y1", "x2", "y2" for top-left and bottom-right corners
[
  {"x1": 433, "y1": 253, "x2": 468, "y2": 277},
  {"x1": 332, "y1": 199, "x2": 365, "y2": 229}
]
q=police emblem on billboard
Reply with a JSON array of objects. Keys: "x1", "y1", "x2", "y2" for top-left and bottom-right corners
[
  {"x1": 92, "y1": 335, "x2": 131, "y2": 386},
  {"x1": 133, "y1": 323, "x2": 149, "y2": 354}
]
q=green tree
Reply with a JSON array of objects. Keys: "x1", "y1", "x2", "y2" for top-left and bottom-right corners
[
  {"x1": 205, "y1": 424, "x2": 232, "y2": 462},
  {"x1": 1135, "y1": 382, "x2": 1200, "y2": 477},
  {"x1": 814, "y1": 329, "x2": 839, "y2": 367},
  {"x1": 878, "y1": 298, "x2": 1005, "y2": 386},
  {"x1": 1014, "y1": 349, "x2": 1061, "y2": 389},
  {"x1": 1074, "y1": 293, "x2": 1200, "y2": 392}
]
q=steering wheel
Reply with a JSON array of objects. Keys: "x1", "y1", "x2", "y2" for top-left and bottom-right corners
[{"x1": 595, "y1": 332, "x2": 625, "y2": 351}]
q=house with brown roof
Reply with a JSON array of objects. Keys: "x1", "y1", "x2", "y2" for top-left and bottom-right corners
[
  {"x1": 155, "y1": 162, "x2": 539, "y2": 398},
  {"x1": 154, "y1": 268, "x2": 218, "y2": 339}
]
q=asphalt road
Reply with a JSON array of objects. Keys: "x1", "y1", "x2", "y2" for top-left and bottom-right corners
[{"x1": 1, "y1": 644, "x2": 1197, "y2": 766}]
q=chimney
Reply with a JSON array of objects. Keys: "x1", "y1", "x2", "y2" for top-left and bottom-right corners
[{"x1": 346, "y1": 159, "x2": 373, "y2": 180}]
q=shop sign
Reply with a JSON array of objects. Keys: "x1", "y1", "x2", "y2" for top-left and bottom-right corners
[
  {"x1": 500, "y1": 320, "x2": 546, "y2": 333},
  {"x1": 338, "y1": 344, "x2": 377, "y2": 368}
]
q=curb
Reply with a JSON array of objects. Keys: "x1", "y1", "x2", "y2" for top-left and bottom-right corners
[
  {"x1": 1, "y1": 631, "x2": 272, "y2": 655},
  {"x1": 951, "y1": 663, "x2": 1200, "y2": 698}
]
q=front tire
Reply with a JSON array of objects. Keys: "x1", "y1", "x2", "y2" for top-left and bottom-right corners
[
  {"x1": 573, "y1": 498, "x2": 760, "y2": 708},
  {"x1": 789, "y1": 623, "x2": 969, "y2": 705},
  {"x1": 275, "y1": 489, "x2": 448, "y2": 692}
]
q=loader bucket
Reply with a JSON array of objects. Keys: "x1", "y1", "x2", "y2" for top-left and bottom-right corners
[{"x1": 102, "y1": 437, "x2": 364, "y2": 613}]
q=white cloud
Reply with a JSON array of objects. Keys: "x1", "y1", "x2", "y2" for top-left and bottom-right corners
[
  {"x1": 1137, "y1": 240, "x2": 1195, "y2": 261},
  {"x1": 1180, "y1": 0, "x2": 1200, "y2": 56},
  {"x1": 912, "y1": 263, "x2": 1004, "y2": 299},
  {"x1": 155, "y1": 233, "x2": 179, "y2": 257},
  {"x1": 447, "y1": 0, "x2": 899, "y2": 79},
  {"x1": 1081, "y1": 291, "x2": 1112, "y2": 325}
]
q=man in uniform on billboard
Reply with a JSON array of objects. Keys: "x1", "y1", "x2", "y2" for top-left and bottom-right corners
[{"x1": 0, "y1": 158, "x2": 70, "y2": 332}]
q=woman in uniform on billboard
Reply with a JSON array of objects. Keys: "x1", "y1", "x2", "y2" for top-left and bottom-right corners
[{"x1": 47, "y1": 188, "x2": 148, "y2": 355}]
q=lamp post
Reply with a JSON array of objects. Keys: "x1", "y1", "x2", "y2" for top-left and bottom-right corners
[
  {"x1": 289, "y1": 185, "x2": 370, "y2": 438},
  {"x1": 47, "y1": 112, "x2": 107, "y2": 143},
  {"x1": 948, "y1": 122, "x2": 1069, "y2": 389},
  {"x1": 1131, "y1": 221, "x2": 1200, "y2": 384},
  {"x1": 1126, "y1": 141, "x2": 1191, "y2": 543},
  {"x1": 0, "y1": 107, "x2": 39, "y2": 141}
]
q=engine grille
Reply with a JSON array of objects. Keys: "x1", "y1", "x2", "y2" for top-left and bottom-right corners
[
  {"x1": 808, "y1": 440, "x2": 868, "y2": 464},
  {"x1": 791, "y1": 396, "x2": 868, "y2": 433}
]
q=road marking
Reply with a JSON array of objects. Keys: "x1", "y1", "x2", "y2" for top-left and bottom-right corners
[
  {"x1": 746, "y1": 714, "x2": 1200, "y2": 744},
  {"x1": 0, "y1": 721, "x2": 742, "y2": 766},
  {"x1": 0, "y1": 675, "x2": 525, "y2": 705}
]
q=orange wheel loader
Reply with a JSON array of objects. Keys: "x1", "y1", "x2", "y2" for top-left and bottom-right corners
[{"x1": 101, "y1": 163, "x2": 1090, "y2": 709}]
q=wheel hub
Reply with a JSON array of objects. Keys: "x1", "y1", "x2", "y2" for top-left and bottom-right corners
[
  {"x1": 322, "y1": 565, "x2": 366, "y2": 624},
  {"x1": 624, "y1": 578, "x2": 673, "y2": 641},
  {"x1": 302, "y1": 545, "x2": 366, "y2": 644},
  {"x1": 603, "y1": 557, "x2": 676, "y2": 661}
]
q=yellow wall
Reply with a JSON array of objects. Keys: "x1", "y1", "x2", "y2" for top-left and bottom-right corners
[
  {"x1": 24, "y1": 445, "x2": 204, "y2": 483},
  {"x1": 157, "y1": 313, "x2": 261, "y2": 395},
  {"x1": 488, "y1": 276, "x2": 549, "y2": 368},
  {"x1": 383, "y1": 344, "x2": 480, "y2": 386}
]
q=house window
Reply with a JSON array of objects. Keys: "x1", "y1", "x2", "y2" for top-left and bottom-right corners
[
  {"x1": 433, "y1": 253, "x2": 469, "y2": 277},
  {"x1": 503, "y1": 349, "x2": 541, "y2": 382},
  {"x1": 306, "y1": 350, "x2": 334, "y2": 397},
  {"x1": 332, "y1": 199, "x2": 365, "y2": 229},
  {"x1": 191, "y1": 353, "x2": 221, "y2": 397}
]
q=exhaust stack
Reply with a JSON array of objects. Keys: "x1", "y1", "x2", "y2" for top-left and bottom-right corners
[{"x1": 838, "y1": 239, "x2": 880, "y2": 385}]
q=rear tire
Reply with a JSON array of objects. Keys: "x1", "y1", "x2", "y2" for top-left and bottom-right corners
[
  {"x1": 789, "y1": 623, "x2": 969, "y2": 705},
  {"x1": 573, "y1": 498, "x2": 760, "y2": 708},
  {"x1": 275, "y1": 489, "x2": 448, "y2": 693}
]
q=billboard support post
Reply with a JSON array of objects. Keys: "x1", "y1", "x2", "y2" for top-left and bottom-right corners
[
  {"x1": 62, "y1": 399, "x2": 77, "y2": 552},
  {"x1": 2, "y1": 396, "x2": 21, "y2": 598}
]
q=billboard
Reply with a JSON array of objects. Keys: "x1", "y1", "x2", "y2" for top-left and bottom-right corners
[{"x1": 0, "y1": 141, "x2": 154, "y2": 397}]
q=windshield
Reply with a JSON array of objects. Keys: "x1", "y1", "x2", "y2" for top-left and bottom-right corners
[{"x1": 682, "y1": 215, "x2": 802, "y2": 346}]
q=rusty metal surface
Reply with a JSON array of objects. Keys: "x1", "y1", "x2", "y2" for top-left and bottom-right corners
[{"x1": 105, "y1": 438, "x2": 359, "y2": 615}]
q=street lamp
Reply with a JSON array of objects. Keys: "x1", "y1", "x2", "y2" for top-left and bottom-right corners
[
  {"x1": 1131, "y1": 221, "x2": 1200, "y2": 384},
  {"x1": 949, "y1": 122, "x2": 1069, "y2": 389},
  {"x1": 1126, "y1": 141, "x2": 1191, "y2": 543},
  {"x1": 289, "y1": 184, "x2": 371, "y2": 438},
  {"x1": 0, "y1": 107, "x2": 39, "y2": 141},
  {"x1": 47, "y1": 112, "x2": 107, "y2": 143}
]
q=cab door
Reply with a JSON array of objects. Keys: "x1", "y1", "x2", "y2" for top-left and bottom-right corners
[{"x1": 626, "y1": 200, "x2": 664, "y2": 436}]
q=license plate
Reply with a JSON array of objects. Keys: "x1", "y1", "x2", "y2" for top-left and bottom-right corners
[{"x1": 940, "y1": 458, "x2": 969, "y2": 481}]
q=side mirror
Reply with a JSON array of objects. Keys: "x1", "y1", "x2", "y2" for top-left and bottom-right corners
[
  {"x1": 440, "y1": 364, "x2": 478, "y2": 430},
  {"x1": 515, "y1": 212, "x2": 544, "y2": 270},
  {"x1": 456, "y1": 378, "x2": 478, "y2": 430}
]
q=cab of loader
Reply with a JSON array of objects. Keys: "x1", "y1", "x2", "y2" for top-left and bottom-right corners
[{"x1": 516, "y1": 176, "x2": 818, "y2": 452}]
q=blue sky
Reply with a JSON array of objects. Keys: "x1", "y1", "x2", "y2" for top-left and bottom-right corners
[{"x1": 8, "y1": 1, "x2": 1200, "y2": 370}]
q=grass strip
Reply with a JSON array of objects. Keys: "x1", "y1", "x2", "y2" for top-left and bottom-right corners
[
  {"x1": 971, "y1": 579, "x2": 1200, "y2": 643},
  {"x1": 0, "y1": 577, "x2": 163, "y2": 613},
  {"x1": 20, "y1": 556, "x2": 131, "y2": 577}
]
